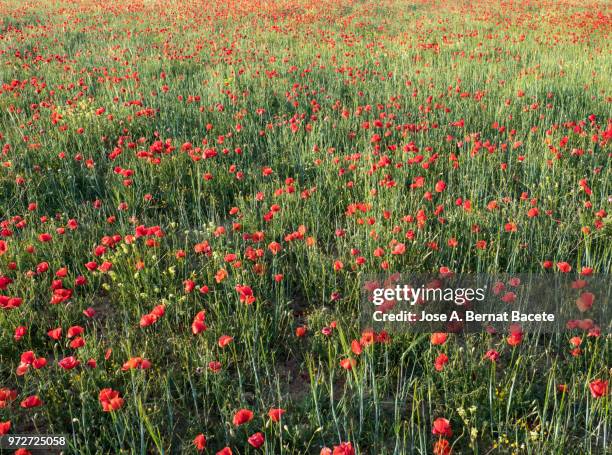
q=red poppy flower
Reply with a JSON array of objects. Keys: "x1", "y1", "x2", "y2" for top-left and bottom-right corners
[
  {"x1": 248, "y1": 432, "x2": 265, "y2": 448},
  {"x1": 193, "y1": 434, "x2": 207, "y2": 451},
  {"x1": 430, "y1": 333, "x2": 448, "y2": 345},
  {"x1": 484, "y1": 350, "x2": 500, "y2": 362},
  {"x1": 235, "y1": 284, "x2": 256, "y2": 304},
  {"x1": 83, "y1": 307, "x2": 95, "y2": 317},
  {"x1": 38, "y1": 233, "x2": 52, "y2": 242},
  {"x1": 14, "y1": 326, "x2": 27, "y2": 341},
  {"x1": 434, "y1": 353, "x2": 449, "y2": 371},
  {"x1": 589, "y1": 379, "x2": 608, "y2": 398},
  {"x1": 351, "y1": 340, "x2": 363, "y2": 355},
  {"x1": 433, "y1": 438, "x2": 451, "y2": 455},
  {"x1": 215, "y1": 268, "x2": 228, "y2": 283},
  {"x1": 67, "y1": 326, "x2": 84, "y2": 338},
  {"x1": 58, "y1": 356, "x2": 80, "y2": 370},
  {"x1": 0, "y1": 420, "x2": 10, "y2": 435},
  {"x1": 432, "y1": 417, "x2": 452, "y2": 437},
  {"x1": 576, "y1": 292, "x2": 594, "y2": 312},
  {"x1": 21, "y1": 395, "x2": 43, "y2": 408},
  {"x1": 340, "y1": 358, "x2": 356, "y2": 370},
  {"x1": 31, "y1": 357, "x2": 46, "y2": 369},
  {"x1": 122, "y1": 357, "x2": 152, "y2": 371},
  {"x1": 232, "y1": 408, "x2": 253, "y2": 426},
  {"x1": 139, "y1": 313, "x2": 158, "y2": 327},
  {"x1": 506, "y1": 331, "x2": 522, "y2": 346},
  {"x1": 98, "y1": 388, "x2": 124, "y2": 412},
  {"x1": 557, "y1": 262, "x2": 572, "y2": 273},
  {"x1": 151, "y1": 305, "x2": 165, "y2": 317},
  {"x1": 391, "y1": 243, "x2": 406, "y2": 255},
  {"x1": 208, "y1": 361, "x2": 222, "y2": 373},
  {"x1": 218, "y1": 335, "x2": 234, "y2": 348},
  {"x1": 70, "y1": 337, "x2": 85, "y2": 349},
  {"x1": 268, "y1": 408, "x2": 286, "y2": 422},
  {"x1": 435, "y1": 180, "x2": 447, "y2": 192},
  {"x1": 0, "y1": 388, "x2": 17, "y2": 408},
  {"x1": 332, "y1": 442, "x2": 355, "y2": 455},
  {"x1": 191, "y1": 311, "x2": 207, "y2": 335},
  {"x1": 20, "y1": 351, "x2": 35, "y2": 364}
]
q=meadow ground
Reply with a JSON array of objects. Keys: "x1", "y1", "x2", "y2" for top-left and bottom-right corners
[{"x1": 0, "y1": 0, "x2": 610, "y2": 453}]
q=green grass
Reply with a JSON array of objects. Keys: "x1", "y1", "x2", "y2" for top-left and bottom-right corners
[{"x1": 0, "y1": 0, "x2": 610, "y2": 453}]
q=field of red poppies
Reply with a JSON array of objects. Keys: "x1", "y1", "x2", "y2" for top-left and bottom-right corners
[{"x1": 0, "y1": 0, "x2": 610, "y2": 453}]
